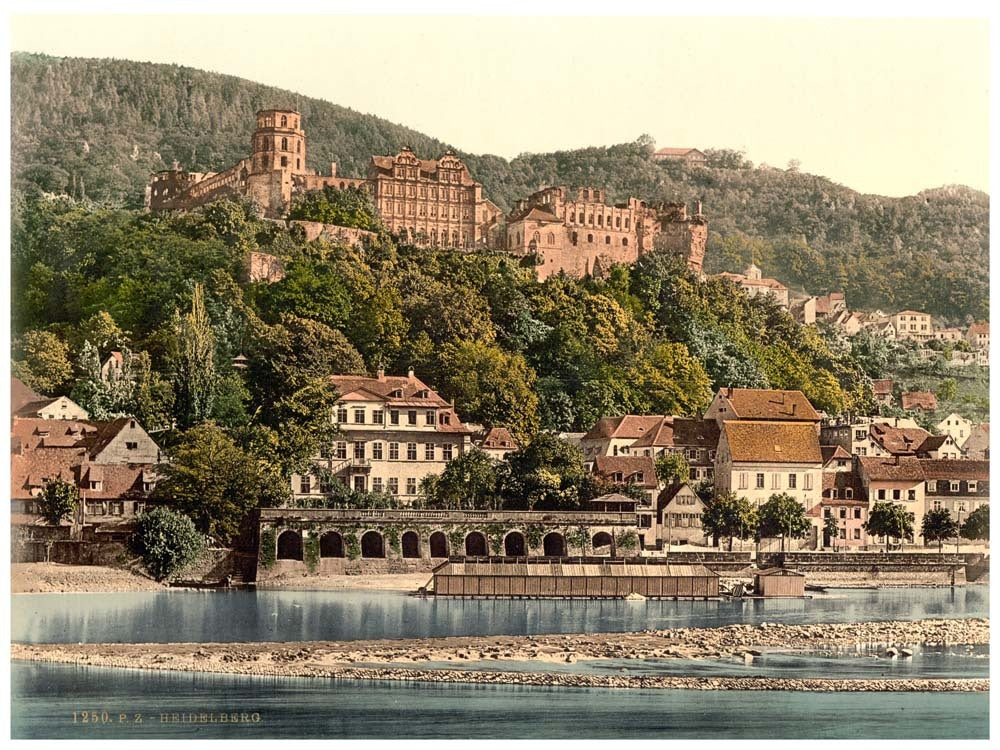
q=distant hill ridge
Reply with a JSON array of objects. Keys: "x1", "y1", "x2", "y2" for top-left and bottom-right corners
[{"x1": 10, "y1": 52, "x2": 989, "y2": 322}]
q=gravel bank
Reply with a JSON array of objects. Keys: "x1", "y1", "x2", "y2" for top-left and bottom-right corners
[
  {"x1": 12, "y1": 617, "x2": 988, "y2": 692},
  {"x1": 12, "y1": 563, "x2": 163, "y2": 593}
]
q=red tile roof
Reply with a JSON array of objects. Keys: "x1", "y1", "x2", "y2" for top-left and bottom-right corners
[
  {"x1": 722, "y1": 421, "x2": 822, "y2": 463},
  {"x1": 583, "y1": 415, "x2": 665, "y2": 442},
  {"x1": 871, "y1": 378, "x2": 893, "y2": 395},
  {"x1": 478, "y1": 427, "x2": 519, "y2": 451},
  {"x1": 858, "y1": 456, "x2": 925, "y2": 482},
  {"x1": 821, "y1": 445, "x2": 852, "y2": 464},
  {"x1": 593, "y1": 455, "x2": 658, "y2": 488},
  {"x1": 919, "y1": 459, "x2": 989, "y2": 481},
  {"x1": 967, "y1": 322, "x2": 989, "y2": 336},
  {"x1": 869, "y1": 423, "x2": 933, "y2": 455},
  {"x1": 716, "y1": 388, "x2": 820, "y2": 421},
  {"x1": 901, "y1": 391, "x2": 938, "y2": 411},
  {"x1": 10, "y1": 418, "x2": 97, "y2": 452},
  {"x1": 11, "y1": 377, "x2": 42, "y2": 414},
  {"x1": 654, "y1": 148, "x2": 704, "y2": 157}
]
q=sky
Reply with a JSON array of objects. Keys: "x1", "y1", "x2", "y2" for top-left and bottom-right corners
[{"x1": 8, "y1": 11, "x2": 991, "y2": 197}]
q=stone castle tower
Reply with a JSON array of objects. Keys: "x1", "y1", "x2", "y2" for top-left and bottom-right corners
[{"x1": 250, "y1": 109, "x2": 307, "y2": 175}]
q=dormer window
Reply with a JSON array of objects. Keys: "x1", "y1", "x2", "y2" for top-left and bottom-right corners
[
  {"x1": 417, "y1": 389, "x2": 429, "y2": 399},
  {"x1": 391, "y1": 389, "x2": 403, "y2": 398},
  {"x1": 441, "y1": 413, "x2": 451, "y2": 425}
]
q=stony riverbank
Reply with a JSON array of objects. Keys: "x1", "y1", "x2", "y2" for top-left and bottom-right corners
[
  {"x1": 11, "y1": 563, "x2": 164, "y2": 593},
  {"x1": 12, "y1": 617, "x2": 988, "y2": 692}
]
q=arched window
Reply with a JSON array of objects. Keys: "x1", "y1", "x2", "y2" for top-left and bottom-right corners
[
  {"x1": 504, "y1": 532, "x2": 526, "y2": 557},
  {"x1": 587, "y1": 234, "x2": 594, "y2": 243},
  {"x1": 276, "y1": 530, "x2": 302, "y2": 560},
  {"x1": 361, "y1": 531, "x2": 385, "y2": 558},
  {"x1": 296, "y1": 159, "x2": 300, "y2": 170},
  {"x1": 547, "y1": 233, "x2": 555, "y2": 245},
  {"x1": 281, "y1": 137, "x2": 288, "y2": 151},
  {"x1": 516, "y1": 232, "x2": 521, "y2": 246},
  {"x1": 542, "y1": 532, "x2": 566, "y2": 557},
  {"x1": 319, "y1": 531, "x2": 344, "y2": 558},
  {"x1": 297, "y1": 142, "x2": 302, "y2": 153},
  {"x1": 622, "y1": 237, "x2": 628, "y2": 246},
  {"x1": 429, "y1": 531, "x2": 449, "y2": 558},
  {"x1": 281, "y1": 115, "x2": 287, "y2": 127},
  {"x1": 583, "y1": 189, "x2": 590, "y2": 200},
  {"x1": 465, "y1": 531, "x2": 488, "y2": 557},
  {"x1": 605, "y1": 235, "x2": 611, "y2": 244},
  {"x1": 597, "y1": 215, "x2": 603, "y2": 226},
  {"x1": 592, "y1": 531, "x2": 613, "y2": 552},
  {"x1": 401, "y1": 531, "x2": 421, "y2": 558},
  {"x1": 616, "y1": 217, "x2": 621, "y2": 228}
]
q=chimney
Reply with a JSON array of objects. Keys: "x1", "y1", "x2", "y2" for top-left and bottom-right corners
[
  {"x1": 696, "y1": 200, "x2": 703, "y2": 216},
  {"x1": 407, "y1": 366, "x2": 415, "y2": 382},
  {"x1": 376, "y1": 368, "x2": 385, "y2": 381}
]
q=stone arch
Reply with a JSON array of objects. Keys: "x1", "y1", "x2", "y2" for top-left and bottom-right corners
[
  {"x1": 361, "y1": 530, "x2": 385, "y2": 558},
  {"x1": 543, "y1": 532, "x2": 567, "y2": 557},
  {"x1": 429, "y1": 531, "x2": 449, "y2": 558},
  {"x1": 504, "y1": 531, "x2": 526, "y2": 556},
  {"x1": 592, "y1": 531, "x2": 613, "y2": 553},
  {"x1": 401, "y1": 530, "x2": 421, "y2": 558},
  {"x1": 465, "y1": 531, "x2": 488, "y2": 557},
  {"x1": 319, "y1": 531, "x2": 344, "y2": 558},
  {"x1": 276, "y1": 530, "x2": 303, "y2": 560}
]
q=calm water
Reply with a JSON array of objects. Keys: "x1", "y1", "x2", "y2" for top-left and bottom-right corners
[
  {"x1": 11, "y1": 586, "x2": 988, "y2": 644},
  {"x1": 11, "y1": 662, "x2": 989, "y2": 739}
]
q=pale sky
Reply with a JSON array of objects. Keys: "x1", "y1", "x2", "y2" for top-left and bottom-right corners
[{"x1": 9, "y1": 13, "x2": 990, "y2": 196}]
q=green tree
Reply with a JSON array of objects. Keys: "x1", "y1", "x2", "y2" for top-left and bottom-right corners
[
  {"x1": 438, "y1": 340, "x2": 540, "y2": 444},
  {"x1": 12, "y1": 329, "x2": 72, "y2": 394},
  {"x1": 936, "y1": 378, "x2": 958, "y2": 403},
  {"x1": 757, "y1": 493, "x2": 812, "y2": 552},
  {"x1": 153, "y1": 422, "x2": 289, "y2": 543},
  {"x1": 172, "y1": 283, "x2": 216, "y2": 428},
  {"x1": 960, "y1": 505, "x2": 989, "y2": 541},
  {"x1": 38, "y1": 479, "x2": 78, "y2": 525},
  {"x1": 864, "y1": 502, "x2": 915, "y2": 552},
  {"x1": 288, "y1": 185, "x2": 380, "y2": 230},
  {"x1": 655, "y1": 452, "x2": 690, "y2": 485},
  {"x1": 921, "y1": 507, "x2": 959, "y2": 552},
  {"x1": 426, "y1": 447, "x2": 500, "y2": 510},
  {"x1": 131, "y1": 506, "x2": 206, "y2": 581},
  {"x1": 701, "y1": 491, "x2": 758, "y2": 551},
  {"x1": 502, "y1": 432, "x2": 589, "y2": 511}
]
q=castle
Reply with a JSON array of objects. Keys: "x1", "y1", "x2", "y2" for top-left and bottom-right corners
[
  {"x1": 147, "y1": 109, "x2": 705, "y2": 273},
  {"x1": 504, "y1": 187, "x2": 707, "y2": 279},
  {"x1": 147, "y1": 109, "x2": 502, "y2": 249}
]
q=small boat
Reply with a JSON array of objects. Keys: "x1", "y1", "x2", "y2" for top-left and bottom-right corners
[{"x1": 805, "y1": 584, "x2": 827, "y2": 593}]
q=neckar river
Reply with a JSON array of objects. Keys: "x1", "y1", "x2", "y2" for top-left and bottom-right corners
[
  {"x1": 11, "y1": 586, "x2": 988, "y2": 644},
  {"x1": 10, "y1": 586, "x2": 990, "y2": 739},
  {"x1": 11, "y1": 662, "x2": 988, "y2": 739}
]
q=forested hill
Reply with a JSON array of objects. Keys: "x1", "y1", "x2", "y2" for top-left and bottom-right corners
[{"x1": 11, "y1": 52, "x2": 989, "y2": 322}]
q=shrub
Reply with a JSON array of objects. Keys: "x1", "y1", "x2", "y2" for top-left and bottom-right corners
[
  {"x1": 131, "y1": 507, "x2": 206, "y2": 581},
  {"x1": 38, "y1": 479, "x2": 79, "y2": 525},
  {"x1": 259, "y1": 528, "x2": 277, "y2": 570},
  {"x1": 304, "y1": 532, "x2": 320, "y2": 572}
]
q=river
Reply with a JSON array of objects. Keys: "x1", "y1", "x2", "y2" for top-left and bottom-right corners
[
  {"x1": 10, "y1": 586, "x2": 990, "y2": 739},
  {"x1": 11, "y1": 586, "x2": 988, "y2": 644}
]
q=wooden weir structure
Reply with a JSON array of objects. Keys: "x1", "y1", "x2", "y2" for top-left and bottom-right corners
[{"x1": 430, "y1": 556, "x2": 720, "y2": 599}]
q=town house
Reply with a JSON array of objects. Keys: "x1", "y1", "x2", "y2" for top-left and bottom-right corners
[
  {"x1": 580, "y1": 415, "x2": 665, "y2": 460},
  {"x1": 293, "y1": 369, "x2": 471, "y2": 505},
  {"x1": 921, "y1": 459, "x2": 989, "y2": 528},
  {"x1": 625, "y1": 416, "x2": 720, "y2": 483},
  {"x1": 892, "y1": 311, "x2": 934, "y2": 342},
  {"x1": 857, "y1": 456, "x2": 926, "y2": 544}
]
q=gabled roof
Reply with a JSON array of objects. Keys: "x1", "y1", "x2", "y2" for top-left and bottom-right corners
[
  {"x1": 331, "y1": 372, "x2": 452, "y2": 408},
  {"x1": 858, "y1": 456, "x2": 925, "y2": 482},
  {"x1": 916, "y1": 434, "x2": 952, "y2": 454},
  {"x1": 715, "y1": 388, "x2": 819, "y2": 422},
  {"x1": 508, "y1": 205, "x2": 562, "y2": 224},
  {"x1": 592, "y1": 455, "x2": 658, "y2": 488},
  {"x1": 869, "y1": 423, "x2": 933, "y2": 455},
  {"x1": 10, "y1": 418, "x2": 97, "y2": 452},
  {"x1": 656, "y1": 482, "x2": 702, "y2": 513},
  {"x1": 821, "y1": 445, "x2": 851, "y2": 464},
  {"x1": 919, "y1": 459, "x2": 989, "y2": 481},
  {"x1": 871, "y1": 378, "x2": 893, "y2": 395},
  {"x1": 822, "y1": 468, "x2": 864, "y2": 499},
  {"x1": 583, "y1": 415, "x2": 665, "y2": 442},
  {"x1": 76, "y1": 417, "x2": 140, "y2": 457},
  {"x1": 11, "y1": 377, "x2": 43, "y2": 414},
  {"x1": 967, "y1": 322, "x2": 989, "y2": 335},
  {"x1": 895, "y1": 310, "x2": 927, "y2": 316},
  {"x1": 722, "y1": 421, "x2": 822, "y2": 463},
  {"x1": 901, "y1": 391, "x2": 938, "y2": 411},
  {"x1": 654, "y1": 147, "x2": 704, "y2": 157},
  {"x1": 477, "y1": 427, "x2": 519, "y2": 451}
]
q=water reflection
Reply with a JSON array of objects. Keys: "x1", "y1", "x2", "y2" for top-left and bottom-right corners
[
  {"x1": 11, "y1": 586, "x2": 989, "y2": 645},
  {"x1": 11, "y1": 662, "x2": 989, "y2": 740}
]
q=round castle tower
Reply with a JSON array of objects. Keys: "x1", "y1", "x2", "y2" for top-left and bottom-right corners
[{"x1": 251, "y1": 109, "x2": 306, "y2": 174}]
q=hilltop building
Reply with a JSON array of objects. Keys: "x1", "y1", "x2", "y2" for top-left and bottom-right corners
[
  {"x1": 652, "y1": 147, "x2": 707, "y2": 165},
  {"x1": 892, "y1": 311, "x2": 934, "y2": 342},
  {"x1": 504, "y1": 187, "x2": 707, "y2": 280},
  {"x1": 147, "y1": 110, "x2": 501, "y2": 248},
  {"x1": 714, "y1": 264, "x2": 789, "y2": 308}
]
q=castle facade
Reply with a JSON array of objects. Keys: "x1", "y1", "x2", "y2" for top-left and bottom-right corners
[
  {"x1": 504, "y1": 186, "x2": 707, "y2": 280},
  {"x1": 146, "y1": 110, "x2": 501, "y2": 249}
]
